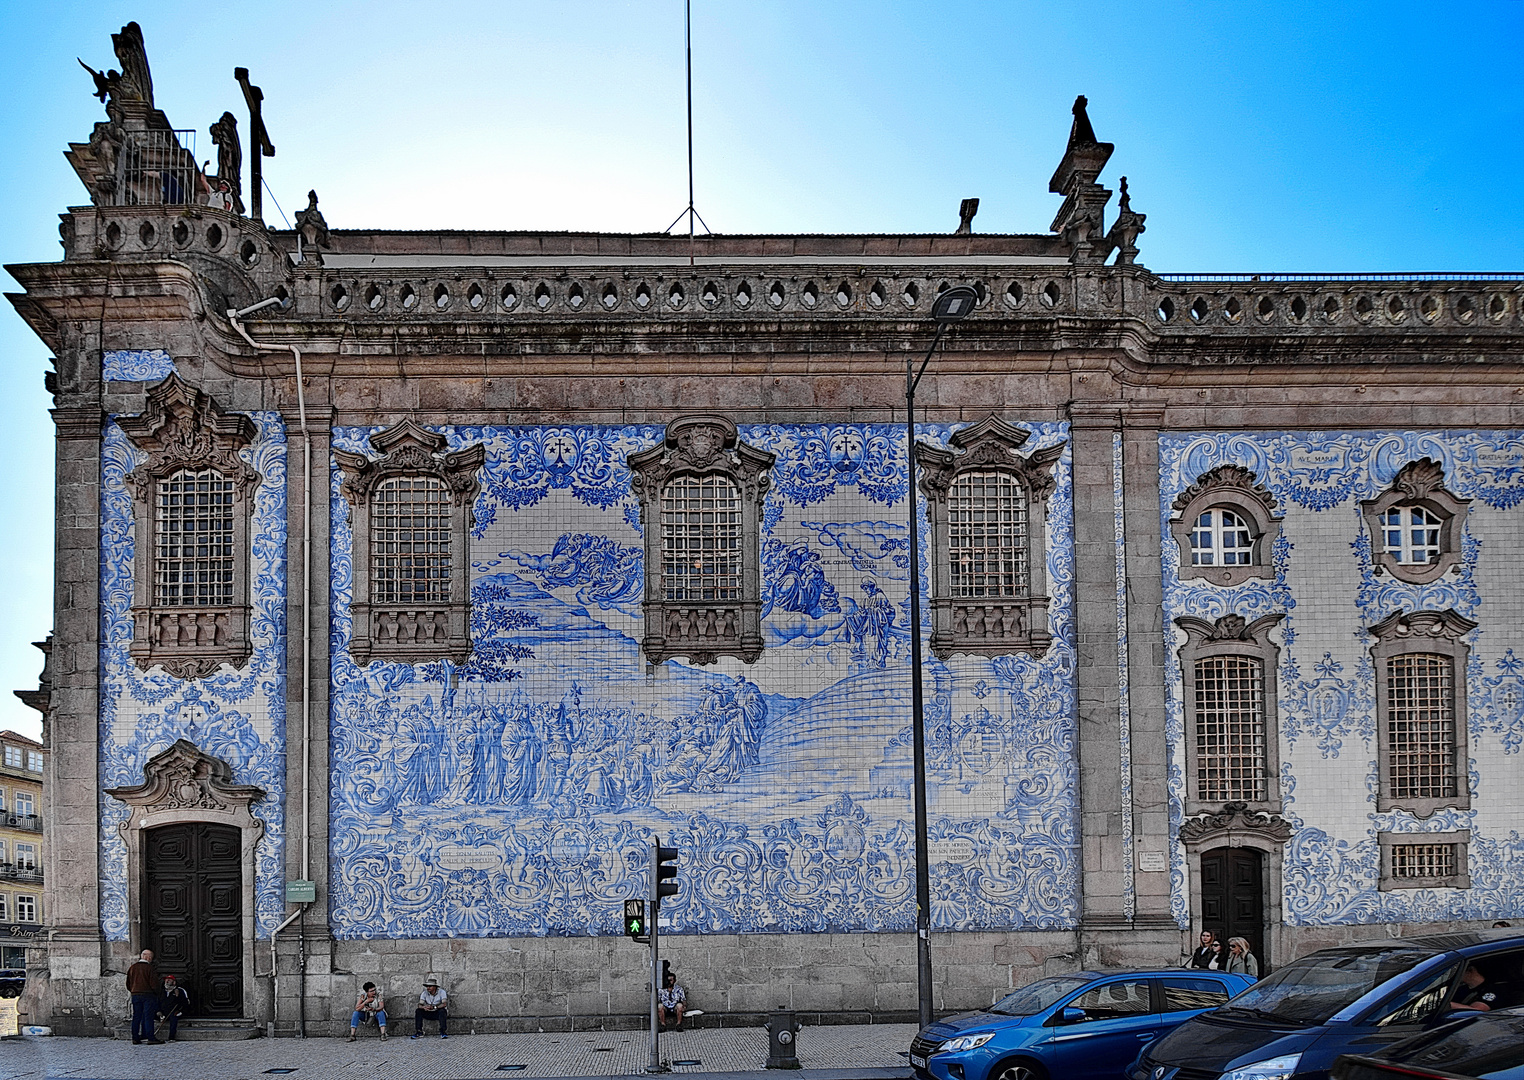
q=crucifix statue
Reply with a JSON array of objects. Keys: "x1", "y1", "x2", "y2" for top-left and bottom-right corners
[{"x1": 233, "y1": 67, "x2": 275, "y2": 222}]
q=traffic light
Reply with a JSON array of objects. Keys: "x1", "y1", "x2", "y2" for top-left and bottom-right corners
[
  {"x1": 624, "y1": 898, "x2": 648, "y2": 941},
  {"x1": 653, "y1": 842, "x2": 680, "y2": 907}
]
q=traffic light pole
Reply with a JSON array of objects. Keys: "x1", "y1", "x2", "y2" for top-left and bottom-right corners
[{"x1": 647, "y1": 837, "x2": 665, "y2": 1074}]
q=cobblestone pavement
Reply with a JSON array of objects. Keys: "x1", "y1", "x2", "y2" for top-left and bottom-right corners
[{"x1": 2, "y1": 1023, "x2": 919, "y2": 1080}]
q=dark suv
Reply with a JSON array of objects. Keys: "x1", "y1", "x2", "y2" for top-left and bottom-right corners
[{"x1": 1128, "y1": 930, "x2": 1524, "y2": 1080}]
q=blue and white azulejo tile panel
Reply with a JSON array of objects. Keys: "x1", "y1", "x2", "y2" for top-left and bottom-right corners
[
  {"x1": 328, "y1": 421, "x2": 1079, "y2": 939},
  {"x1": 98, "y1": 414, "x2": 288, "y2": 940},
  {"x1": 1160, "y1": 430, "x2": 1524, "y2": 928},
  {"x1": 102, "y1": 349, "x2": 176, "y2": 382}
]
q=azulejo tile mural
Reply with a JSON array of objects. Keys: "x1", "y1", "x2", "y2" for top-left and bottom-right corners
[
  {"x1": 98, "y1": 414, "x2": 288, "y2": 940},
  {"x1": 328, "y1": 421, "x2": 1079, "y2": 939},
  {"x1": 1160, "y1": 431, "x2": 1524, "y2": 928}
]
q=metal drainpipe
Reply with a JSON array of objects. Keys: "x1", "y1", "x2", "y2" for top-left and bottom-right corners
[
  {"x1": 229, "y1": 297, "x2": 314, "y2": 1038},
  {"x1": 269, "y1": 906, "x2": 303, "y2": 1034}
]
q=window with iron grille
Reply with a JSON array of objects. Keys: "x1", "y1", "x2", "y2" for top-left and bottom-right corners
[
  {"x1": 661, "y1": 475, "x2": 742, "y2": 602},
  {"x1": 1379, "y1": 829, "x2": 1470, "y2": 890},
  {"x1": 1386, "y1": 653, "x2": 1457, "y2": 802},
  {"x1": 371, "y1": 476, "x2": 451, "y2": 606},
  {"x1": 154, "y1": 468, "x2": 235, "y2": 606},
  {"x1": 1381, "y1": 505, "x2": 1443, "y2": 565},
  {"x1": 1392, "y1": 843, "x2": 1456, "y2": 879},
  {"x1": 1193, "y1": 655, "x2": 1268, "y2": 802},
  {"x1": 949, "y1": 470, "x2": 1029, "y2": 596},
  {"x1": 1190, "y1": 507, "x2": 1256, "y2": 567}
]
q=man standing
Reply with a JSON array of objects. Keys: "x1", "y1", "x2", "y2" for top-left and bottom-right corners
[
  {"x1": 126, "y1": 949, "x2": 163, "y2": 1044},
  {"x1": 412, "y1": 976, "x2": 448, "y2": 1039}
]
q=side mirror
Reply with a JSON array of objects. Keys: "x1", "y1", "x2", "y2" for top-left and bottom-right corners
[{"x1": 1059, "y1": 1007, "x2": 1087, "y2": 1024}]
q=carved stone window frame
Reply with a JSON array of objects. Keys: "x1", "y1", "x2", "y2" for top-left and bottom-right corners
[
  {"x1": 117, "y1": 374, "x2": 261, "y2": 679},
  {"x1": 1370, "y1": 609, "x2": 1476, "y2": 817},
  {"x1": 628, "y1": 415, "x2": 774, "y2": 665},
  {"x1": 1378, "y1": 829, "x2": 1472, "y2": 891},
  {"x1": 104, "y1": 740, "x2": 265, "y2": 1008},
  {"x1": 1169, "y1": 465, "x2": 1282, "y2": 586},
  {"x1": 1176, "y1": 613, "x2": 1285, "y2": 817},
  {"x1": 1360, "y1": 459, "x2": 1470, "y2": 585},
  {"x1": 335, "y1": 420, "x2": 485, "y2": 666},
  {"x1": 915, "y1": 417, "x2": 1063, "y2": 660}
]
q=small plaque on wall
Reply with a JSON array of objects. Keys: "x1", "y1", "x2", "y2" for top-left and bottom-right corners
[
  {"x1": 1138, "y1": 851, "x2": 1168, "y2": 873},
  {"x1": 286, "y1": 879, "x2": 316, "y2": 903}
]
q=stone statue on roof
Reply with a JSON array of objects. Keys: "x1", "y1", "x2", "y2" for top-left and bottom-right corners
[
  {"x1": 210, "y1": 111, "x2": 245, "y2": 215},
  {"x1": 111, "y1": 21, "x2": 154, "y2": 107}
]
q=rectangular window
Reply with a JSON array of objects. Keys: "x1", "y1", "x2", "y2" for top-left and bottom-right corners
[
  {"x1": 0, "y1": 841, "x2": 7, "y2": 863},
  {"x1": 948, "y1": 471, "x2": 1029, "y2": 596},
  {"x1": 1386, "y1": 654, "x2": 1457, "y2": 802},
  {"x1": 26, "y1": 752, "x2": 41, "y2": 772},
  {"x1": 14, "y1": 845, "x2": 35, "y2": 871},
  {"x1": 0, "y1": 895, "x2": 7, "y2": 922},
  {"x1": 661, "y1": 475, "x2": 742, "y2": 601},
  {"x1": 13, "y1": 793, "x2": 33, "y2": 817},
  {"x1": 371, "y1": 476, "x2": 451, "y2": 606},
  {"x1": 2, "y1": 747, "x2": 18, "y2": 769},
  {"x1": 15, "y1": 895, "x2": 35, "y2": 922},
  {"x1": 1194, "y1": 655, "x2": 1268, "y2": 802},
  {"x1": 155, "y1": 468, "x2": 236, "y2": 606},
  {"x1": 1379, "y1": 830, "x2": 1470, "y2": 890}
]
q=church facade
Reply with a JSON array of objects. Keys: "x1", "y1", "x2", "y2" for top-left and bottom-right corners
[{"x1": 9, "y1": 27, "x2": 1524, "y2": 1036}]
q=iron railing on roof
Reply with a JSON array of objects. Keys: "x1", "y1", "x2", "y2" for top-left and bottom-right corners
[
  {"x1": 1158, "y1": 272, "x2": 1524, "y2": 283},
  {"x1": 116, "y1": 128, "x2": 202, "y2": 207}
]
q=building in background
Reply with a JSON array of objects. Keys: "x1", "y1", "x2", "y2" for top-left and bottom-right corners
[
  {"x1": 0, "y1": 729, "x2": 45, "y2": 969},
  {"x1": 6, "y1": 25, "x2": 1524, "y2": 1036}
]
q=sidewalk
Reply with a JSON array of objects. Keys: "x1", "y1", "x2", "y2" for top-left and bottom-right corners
[{"x1": 3, "y1": 1021, "x2": 920, "y2": 1080}]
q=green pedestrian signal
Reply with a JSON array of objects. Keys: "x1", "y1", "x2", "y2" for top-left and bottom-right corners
[{"x1": 624, "y1": 898, "x2": 648, "y2": 941}]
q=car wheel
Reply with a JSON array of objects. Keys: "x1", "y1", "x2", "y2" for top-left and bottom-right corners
[{"x1": 991, "y1": 1060, "x2": 1046, "y2": 1080}]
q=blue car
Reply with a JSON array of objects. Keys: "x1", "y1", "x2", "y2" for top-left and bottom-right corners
[{"x1": 910, "y1": 969, "x2": 1258, "y2": 1080}]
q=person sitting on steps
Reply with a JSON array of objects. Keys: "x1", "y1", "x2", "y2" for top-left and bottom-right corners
[
  {"x1": 157, "y1": 974, "x2": 190, "y2": 1042},
  {"x1": 349, "y1": 981, "x2": 388, "y2": 1041},
  {"x1": 412, "y1": 976, "x2": 448, "y2": 1039}
]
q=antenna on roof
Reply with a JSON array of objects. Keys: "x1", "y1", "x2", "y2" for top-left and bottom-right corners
[{"x1": 663, "y1": 0, "x2": 710, "y2": 265}]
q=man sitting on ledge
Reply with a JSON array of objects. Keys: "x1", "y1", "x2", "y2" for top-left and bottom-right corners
[{"x1": 412, "y1": 977, "x2": 448, "y2": 1039}]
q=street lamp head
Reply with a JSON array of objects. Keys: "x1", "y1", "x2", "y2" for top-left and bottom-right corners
[{"x1": 931, "y1": 284, "x2": 980, "y2": 324}]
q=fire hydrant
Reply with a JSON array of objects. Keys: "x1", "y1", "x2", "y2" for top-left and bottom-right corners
[{"x1": 765, "y1": 1007, "x2": 800, "y2": 1069}]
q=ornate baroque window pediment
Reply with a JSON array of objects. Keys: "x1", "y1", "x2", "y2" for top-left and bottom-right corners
[
  {"x1": 336, "y1": 420, "x2": 485, "y2": 666},
  {"x1": 105, "y1": 738, "x2": 265, "y2": 821},
  {"x1": 628, "y1": 415, "x2": 774, "y2": 665},
  {"x1": 117, "y1": 374, "x2": 260, "y2": 679},
  {"x1": 914, "y1": 417, "x2": 1063, "y2": 659},
  {"x1": 1360, "y1": 459, "x2": 1469, "y2": 585},
  {"x1": 1169, "y1": 464, "x2": 1281, "y2": 586}
]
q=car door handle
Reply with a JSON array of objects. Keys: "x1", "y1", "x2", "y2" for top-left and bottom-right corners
[{"x1": 1136, "y1": 1033, "x2": 1156, "y2": 1041}]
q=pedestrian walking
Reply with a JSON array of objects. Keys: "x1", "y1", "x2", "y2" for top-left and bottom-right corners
[
  {"x1": 1187, "y1": 930, "x2": 1224, "y2": 970},
  {"x1": 1224, "y1": 937, "x2": 1260, "y2": 978},
  {"x1": 125, "y1": 949, "x2": 163, "y2": 1044}
]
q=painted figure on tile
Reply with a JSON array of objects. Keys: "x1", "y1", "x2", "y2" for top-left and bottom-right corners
[
  {"x1": 846, "y1": 579, "x2": 896, "y2": 669},
  {"x1": 496, "y1": 702, "x2": 541, "y2": 805},
  {"x1": 397, "y1": 700, "x2": 445, "y2": 805}
]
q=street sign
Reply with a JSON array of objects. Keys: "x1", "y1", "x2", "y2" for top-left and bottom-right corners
[{"x1": 286, "y1": 879, "x2": 316, "y2": 903}]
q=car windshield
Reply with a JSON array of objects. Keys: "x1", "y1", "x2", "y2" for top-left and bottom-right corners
[
  {"x1": 988, "y1": 976, "x2": 1095, "y2": 1016},
  {"x1": 1221, "y1": 948, "x2": 1436, "y2": 1025}
]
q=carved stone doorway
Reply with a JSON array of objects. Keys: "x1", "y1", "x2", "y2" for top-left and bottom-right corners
[
  {"x1": 143, "y1": 822, "x2": 243, "y2": 1017},
  {"x1": 1200, "y1": 847, "x2": 1265, "y2": 973}
]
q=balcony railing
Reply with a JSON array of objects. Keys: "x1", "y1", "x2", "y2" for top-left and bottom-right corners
[
  {"x1": 115, "y1": 128, "x2": 203, "y2": 207},
  {"x1": 0, "y1": 865, "x2": 42, "y2": 883},
  {"x1": 1, "y1": 814, "x2": 40, "y2": 833}
]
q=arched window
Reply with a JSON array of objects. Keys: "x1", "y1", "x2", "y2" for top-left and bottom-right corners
[
  {"x1": 1378, "y1": 504, "x2": 1443, "y2": 566},
  {"x1": 336, "y1": 420, "x2": 484, "y2": 665},
  {"x1": 916, "y1": 417, "x2": 1063, "y2": 659},
  {"x1": 660, "y1": 474, "x2": 742, "y2": 601},
  {"x1": 1188, "y1": 508, "x2": 1256, "y2": 568},
  {"x1": 1361, "y1": 459, "x2": 1469, "y2": 584},
  {"x1": 154, "y1": 467, "x2": 236, "y2": 607},
  {"x1": 371, "y1": 476, "x2": 451, "y2": 606},
  {"x1": 948, "y1": 470, "x2": 1029, "y2": 597},
  {"x1": 629, "y1": 416, "x2": 773, "y2": 665},
  {"x1": 1170, "y1": 465, "x2": 1280, "y2": 585}
]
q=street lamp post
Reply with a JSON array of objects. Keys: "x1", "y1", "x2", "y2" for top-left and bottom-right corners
[{"x1": 907, "y1": 285, "x2": 980, "y2": 1032}]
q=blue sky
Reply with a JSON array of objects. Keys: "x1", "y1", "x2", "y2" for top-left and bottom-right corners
[{"x1": 1, "y1": 1, "x2": 1521, "y2": 740}]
